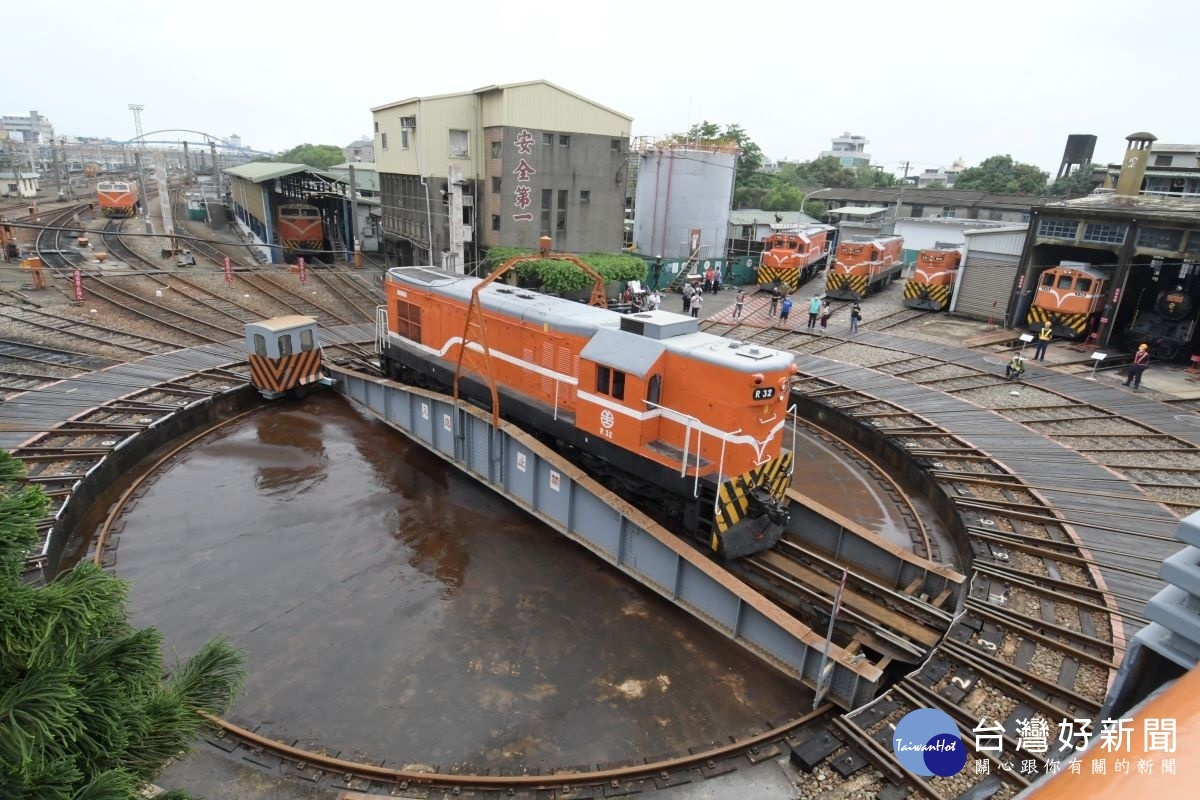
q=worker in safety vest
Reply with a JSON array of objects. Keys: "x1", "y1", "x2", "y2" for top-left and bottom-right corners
[
  {"x1": 1005, "y1": 354, "x2": 1026, "y2": 380},
  {"x1": 1033, "y1": 321, "x2": 1052, "y2": 361}
]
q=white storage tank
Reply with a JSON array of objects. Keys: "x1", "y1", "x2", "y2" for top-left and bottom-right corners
[{"x1": 632, "y1": 143, "x2": 736, "y2": 261}]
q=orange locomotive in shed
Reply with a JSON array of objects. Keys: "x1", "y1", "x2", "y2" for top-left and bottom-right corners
[
  {"x1": 380, "y1": 265, "x2": 797, "y2": 559},
  {"x1": 1026, "y1": 262, "x2": 1111, "y2": 339},
  {"x1": 95, "y1": 180, "x2": 139, "y2": 218},
  {"x1": 757, "y1": 225, "x2": 833, "y2": 292},
  {"x1": 825, "y1": 235, "x2": 904, "y2": 300},
  {"x1": 903, "y1": 248, "x2": 962, "y2": 310},
  {"x1": 276, "y1": 202, "x2": 324, "y2": 254}
]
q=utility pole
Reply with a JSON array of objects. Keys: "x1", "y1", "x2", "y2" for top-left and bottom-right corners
[{"x1": 209, "y1": 141, "x2": 221, "y2": 199}]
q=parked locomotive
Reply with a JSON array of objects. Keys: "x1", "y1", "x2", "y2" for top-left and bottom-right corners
[
  {"x1": 1126, "y1": 283, "x2": 1199, "y2": 359},
  {"x1": 379, "y1": 260, "x2": 796, "y2": 560},
  {"x1": 96, "y1": 180, "x2": 139, "y2": 218},
  {"x1": 757, "y1": 225, "x2": 833, "y2": 293},
  {"x1": 903, "y1": 248, "x2": 962, "y2": 311},
  {"x1": 825, "y1": 235, "x2": 904, "y2": 300},
  {"x1": 276, "y1": 202, "x2": 324, "y2": 255},
  {"x1": 1026, "y1": 262, "x2": 1111, "y2": 339}
]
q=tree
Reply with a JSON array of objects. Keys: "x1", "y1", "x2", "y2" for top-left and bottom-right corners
[
  {"x1": 273, "y1": 143, "x2": 346, "y2": 170},
  {"x1": 761, "y1": 184, "x2": 806, "y2": 211},
  {"x1": 851, "y1": 164, "x2": 898, "y2": 189},
  {"x1": 674, "y1": 121, "x2": 764, "y2": 189},
  {"x1": 954, "y1": 155, "x2": 1048, "y2": 194},
  {"x1": 0, "y1": 449, "x2": 246, "y2": 800},
  {"x1": 924, "y1": 181, "x2": 947, "y2": 190},
  {"x1": 1048, "y1": 162, "x2": 1100, "y2": 197}
]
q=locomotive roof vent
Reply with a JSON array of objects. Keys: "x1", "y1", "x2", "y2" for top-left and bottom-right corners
[
  {"x1": 619, "y1": 310, "x2": 699, "y2": 339},
  {"x1": 517, "y1": 293, "x2": 535, "y2": 299},
  {"x1": 496, "y1": 287, "x2": 515, "y2": 294}
]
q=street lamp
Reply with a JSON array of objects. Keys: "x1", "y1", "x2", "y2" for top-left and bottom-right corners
[{"x1": 799, "y1": 187, "x2": 832, "y2": 221}]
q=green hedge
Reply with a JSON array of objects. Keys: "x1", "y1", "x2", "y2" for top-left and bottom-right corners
[{"x1": 485, "y1": 248, "x2": 647, "y2": 295}]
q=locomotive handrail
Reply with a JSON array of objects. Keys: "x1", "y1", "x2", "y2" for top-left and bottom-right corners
[{"x1": 454, "y1": 236, "x2": 607, "y2": 427}]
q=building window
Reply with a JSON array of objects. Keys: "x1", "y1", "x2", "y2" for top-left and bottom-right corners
[
  {"x1": 611, "y1": 138, "x2": 622, "y2": 152},
  {"x1": 449, "y1": 129, "x2": 469, "y2": 158},
  {"x1": 1020, "y1": 212, "x2": 1031, "y2": 223},
  {"x1": 491, "y1": 214, "x2": 500, "y2": 231},
  {"x1": 543, "y1": 132, "x2": 554, "y2": 146},
  {"x1": 941, "y1": 206, "x2": 956, "y2": 219},
  {"x1": 557, "y1": 189, "x2": 567, "y2": 232},
  {"x1": 492, "y1": 176, "x2": 501, "y2": 193},
  {"x1": 541, "y1": 189, "x2": 552, "y2": 234},
  {"x1": 909, "y1": 204, "x2": 924, "y2": 217},
  {"x1": 490, "y1": 140, "x2": 501, "y2": 159},
  {"x1": 1154, "y1": 155, "x2": 1173, "y2": 167},
  {"x1": 400, "y1": 129, "x2": 409, "y2": 150},
  {"x1": 988, "y1": 210, "x2": 1004, "y2": 221},
  {"x1": 559, "y1": 134, "x2": 570, "y2": 147},
  {"x1": 381, "y1": 132, "x2": 388, "y2": 151},
  {"x1": 580, "y1": 190, "x2": 590, "y2": 204},
  {"x1": 1038, "y1": 218, "x2": 1078, "y2": 240},
  {"x1": 1136, "y1": 227, "x2": 1184, "y2": 251},
  {"x1": 1081, "y1": 222, "x2": 1128, "y2": 245},
  {"x1": 373, "y1": 121, "x2": 379, "y2": 133}
]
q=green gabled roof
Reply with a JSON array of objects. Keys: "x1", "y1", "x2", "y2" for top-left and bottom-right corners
[{"x1": 224, "y1": 162, "x2": 338, "y2": 183}]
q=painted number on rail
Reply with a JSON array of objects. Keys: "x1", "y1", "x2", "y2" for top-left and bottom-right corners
[
  {"x1": 420, "y1": 402, "x2": 429, "y2": 421},
  {"x1": 549, "y1": 470, "x2": 561, "y2": 492},
  {"x1": 753, "y1": 387, "x2": 776, "y2": 401},
  {"x1": 443, "y1": 413, "x2": 452, "y2": 432},
  {"x1": 516, "y1": 452, "x2": 527, "y2": 472}
]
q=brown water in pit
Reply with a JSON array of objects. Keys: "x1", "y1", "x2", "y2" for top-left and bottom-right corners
[{"x1": 113, "y1": 392, "x2": 805, "y2": 770}]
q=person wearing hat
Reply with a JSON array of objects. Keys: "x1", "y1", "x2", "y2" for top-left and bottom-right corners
[
  {"x1": 1005, "y1": 353, "x2": 1026, "y2": 380},
  {"x1": 1033, "y1": 320, "x2": 1053, "y2": 361},
  {"x1": 1125, "y1": 343, "x2": 1150, "y2": 390}
]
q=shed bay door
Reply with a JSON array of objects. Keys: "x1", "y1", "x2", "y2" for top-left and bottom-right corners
[{"x1": 955, "y1": 254, "x2": 1019, "y2": 322}]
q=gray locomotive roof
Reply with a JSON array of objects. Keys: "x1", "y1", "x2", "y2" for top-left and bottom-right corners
[
  {"x1": 580, "y1": 328, "x2": 665, "y2": 379},
  {"x1": 388, "y1": 267, "x2": 794, "y2": 373}
]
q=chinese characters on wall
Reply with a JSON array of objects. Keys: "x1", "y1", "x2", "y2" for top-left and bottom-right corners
[{"x1": 512, "y1": 129, "x2": 536, "y2": 223}]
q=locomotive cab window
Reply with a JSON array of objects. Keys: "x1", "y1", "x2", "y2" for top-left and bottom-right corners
[
  {"x1": 279, "y1": 334, "x2": 294, "y2": 357},
  {"x1": 595, "y1": 365, "x2": 626, "y2": 401},
  {"x1": 253, "y1": 334, "x2": 267, "y2": 357},
  {"x1": 300, "y1": 329, "x2": 315, "y2": 352},
  {"x1": 1075, "y1": 278, "x2": 1092, "y2": 293},
  {"x1": 1057, "y1": 275, "x2": 1073, "y2": 290},
  {"x1": 1041, "y1": 272, "x2": 1055, "y2": 286}
]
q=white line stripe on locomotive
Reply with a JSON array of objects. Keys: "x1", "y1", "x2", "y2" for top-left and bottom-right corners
[{"x1": 387, "y1": 330, "x2": 787, "y2": 462}]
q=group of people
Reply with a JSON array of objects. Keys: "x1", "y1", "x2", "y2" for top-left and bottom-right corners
[{"x1": 1006, "y1": 321, "x2": 1151, "y2": 390}]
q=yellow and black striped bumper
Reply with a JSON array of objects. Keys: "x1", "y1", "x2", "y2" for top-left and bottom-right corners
[
  {"x1": 1025, "y1": 307, "x2": 1089, "y2": 337},
  {"x1": 248, "y1": 350, "x2": 323, "y2": 397},
  {"x1": 827, "y1": 273, "x2": 867, "y2": 300},
  {"x1": 711, "y1": 451, "x2": 793, "y2": 558},
  {"x1": 759, "y1": 266, "x2": 800, "y2": 293},
  {"x1": 282, "y1": 239, "x2": 323, "y2": 251},
  {"x1": 903, "y1": 280, "x2": 950, "y2": 310}
]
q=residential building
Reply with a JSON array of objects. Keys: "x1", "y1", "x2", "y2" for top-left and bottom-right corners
[
  {"x1": 0, "y1": 110, "x2": 53, "y2": 143},
  {"x1": 343, "y1": 138, "x2": 375, "y2": 163},
  {"x1": 371, "y1": 80, "x2": 631, "y2": 271},
  {"x1": 915, "y1": 159, "x2": 966, "y2": 188},
  {"x1": 819, "y1": 133, "x2": 871, "y2": 169},
  {"x1": 1100, "y1": 139, "x2": 1200, "y2": 198}
]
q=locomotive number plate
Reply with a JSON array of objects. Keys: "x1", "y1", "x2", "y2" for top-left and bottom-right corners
[{"x1": 753, "y1": 387, "x2": 776, "y2": 401}]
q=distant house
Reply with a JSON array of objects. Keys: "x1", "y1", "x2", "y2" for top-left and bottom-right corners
[
  {"x1": 343, "y1": 138, "x2": 375, "y2": 163},
  {"x1": 0, "y1": 171, "x2": 39, "y2": 198}
]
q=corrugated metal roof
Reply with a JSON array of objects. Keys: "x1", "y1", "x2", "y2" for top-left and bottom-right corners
[
  {"x1": 224, "y1": 162, "x2": 338, "y2": 184},
  {"x1": 964, "y1": 225, "x2": 1028, "y2": 237},
  {"x1": 818, "y1": 187, "x2": 1043, "y2": 209},
  {"x1": 728, "y1": 210, "x2": 817, "y2": 226},
  {"x1": 1043, "y1": 192, "x2": 1200, "y2": 220},
  {"x1": 829, "y1": 206, "x2": 890, "y2": 216}
]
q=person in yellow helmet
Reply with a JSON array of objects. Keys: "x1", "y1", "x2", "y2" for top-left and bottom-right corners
[
  {"x1": 1033, "y1": 321, "x2": 1052, "y2": 361},
  {"x1": 1125, "y1": 343, "x2": 1150, "y2": 390}
]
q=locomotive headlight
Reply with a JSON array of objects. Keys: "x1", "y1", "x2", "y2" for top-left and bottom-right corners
[{"x1": 752, "y1": 373, "x2": 765, "y2": 386}]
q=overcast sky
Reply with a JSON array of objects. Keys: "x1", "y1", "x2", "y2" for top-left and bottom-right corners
[{"x1": 9, "y1": 0, "x2": 1193, "y2": 177}]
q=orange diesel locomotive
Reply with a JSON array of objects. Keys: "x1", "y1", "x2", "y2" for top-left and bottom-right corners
[
  {"x1": 96, "y1": 180, "x2": 139, "y2": 218},
  {"x1": 276, "y1": 202, "x2": 324, "y2": 254},
  {"x1": 757, "y1": 225, "x2": 833, "y2": 292},
  {"x1": 825, "y1": 235, "x2": 904, "y2": 300},
  {"x1": 380, "y1": 266, "x2": 796, "y2": 559},
  {"x1": 903, "y1": 248, "x2": 962, "y2": 311},
  {"x1": 1026, "y1": 262, "x2": 1111, "y2": 339}
]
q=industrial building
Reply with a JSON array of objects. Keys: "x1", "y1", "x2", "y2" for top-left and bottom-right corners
[
  {"x1": 224, "y1": 162, "x2": 353, "y2": 264},
  {"x1": 811, "y1": 187, "x2": 1039, "y2": 225},
  {"x1": 1013, "y1": 132, "x2": 1200, "y2": 356},
  {"x1": 371, "y1": 80, "x2": 631, "y2": 272}
]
